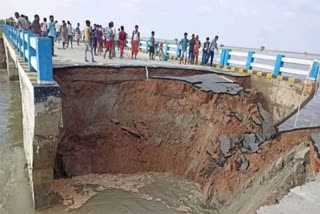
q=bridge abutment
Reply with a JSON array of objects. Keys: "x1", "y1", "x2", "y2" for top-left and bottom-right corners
[{"x1": 3, "y1": 33, "x2": 62, "y2": 209}]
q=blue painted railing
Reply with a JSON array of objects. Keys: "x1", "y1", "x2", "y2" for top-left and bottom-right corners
[
  {"x1": 3, "y1": 24, "x2": 54, "y2": 84},
  {"x1": 129, "y1": 38, "x2": 319, "y2": 80},
  {"x1": 219, "y1": 48, "x2": 319, "y2": 80}
]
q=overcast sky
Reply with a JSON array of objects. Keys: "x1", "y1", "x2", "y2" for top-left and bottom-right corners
[{"x1": 2, "y1": 0, "x2": 320, "y2": 53}]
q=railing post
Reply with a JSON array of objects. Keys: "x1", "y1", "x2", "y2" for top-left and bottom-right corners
[
  {"x1": 223, "y1": 49, "x2": 231, "y2": 66},
  {"x1": 273, "y1": 55, "x2": 284, "y2": 75},
  {"x1": 220, "y1": 49, "x2": 226, "y2": 66},
  {"x1": 22, "y1": 31, "x2": 28, "y2": 61},
  {"x1": 310, "y1": 60, "x2": 319, "y2": 80},
  {"x1": 246, "y1": 51, "x2": 255, "y2": 69},
  {"x1": 19, "y1": 30, "x2": 24, "y2": 57},
  {"x1": 36, "y1": 38, "x2": 53, "y2": 84},
  {"x1": 27, "y1": 33, "x2": 37, "y2": 71},
  {"x1": 164, "y1": 42, "x2": 168, "y2": 56},
  {"x1": 175, "y1": 44, "x2": 180, "y2": 58}
]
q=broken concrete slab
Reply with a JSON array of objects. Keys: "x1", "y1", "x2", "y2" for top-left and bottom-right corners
[
  {"x1": 255, "y1": 133, "x2": 266, "y2": 145},
  {"x1": 218, "y1": 136, "x2": 232, "y2": 157},
  {"x1": 242, "y1": 134, "x2": 256, "y2": 148},
  {"x1": 152, "y1": 74, "x2": 243, "y2": 95},
  {"x1": 252, "y1": 116, "x2": 262, "y2": 126},
  {"x1": 240, "y1": 154, "x2": 249, "y2": 173},
  {"x1": 234, "y1": 113, "x2": 244, "y2": 122},
  {"x1": 311, "y1": 133, "x2": 320, "y2": 158}
]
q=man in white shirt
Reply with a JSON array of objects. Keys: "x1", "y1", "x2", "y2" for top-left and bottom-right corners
[
  {"x1": 14, "y1": 12, "x2": 27, "y2": 29},
  {"x1": 111, "y1": 21, "x2": 117, "y2": 57},
  {"x1": 55, "y1": 21, "x2": 61, "y2": 43},
  {"x1": 66, "y1": 21, "x2": 73, "y2": 48},
  {"x1": 40, "y1": 18, "x2": 47, "y2": 37}
]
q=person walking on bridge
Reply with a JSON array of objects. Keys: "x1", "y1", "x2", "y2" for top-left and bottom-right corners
[
  {"x1": 104, "y1": 22, "x2": 114, "y2": 59},
  {"x1": 66, "y1": 21, "x2": 73, "y2": 48},
  {"x1": 55, "y1": 21, "x2": 61, "y2": 43},
  {"x1": 47, "y1": 15, "x2": 56, "y2": 56},
  {"x1": 131, "y1": 25, "x2": 140, "y2": 59},
  {"x1": 75, "y1": 23, "x2": 81, "y2": 45},
  {"x1": 201, "y1": 37, "x2": 210, "y2": 65},
  {"x1": 149, "y1": 31, "x2": 155, "y2": 60},
  {"x1": 119, "y1": 26, "x2": 127, "y2": 59},
  {"x1": 40, "y1": 18, "x2": 47, "y2": 37},
  {"x1": 179, "y1": 33, "x2": 189, "y2": 64},
  {"x1": 188, "y1": 34, "x2": 195, "y2": 64},
  {"x1": 31, "y1": 14, "x2": 41, "y2": 36},
  {"x1": 84, "y1": 20, "x2": 95, "y2": 62},
  {"x1": 60, "y1": 21, "x2": 68, "y2": 49},
  {"x1": 193, "y1": 35, "x2": 201, "y2": 65},
  {"x1": 14, "y1": 12, "x2": 27, "y2": 29},
  {"x1": 207, "y1": 35, "x2": 219, "y2": 66}
]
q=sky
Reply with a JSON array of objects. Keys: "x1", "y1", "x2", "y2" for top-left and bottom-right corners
[{"x1": 2, "y1": 0, "x2": 320, "y2": 53}]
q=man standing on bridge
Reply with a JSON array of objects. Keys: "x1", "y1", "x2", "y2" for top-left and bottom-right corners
[
  {"x1": 47, "y1": 15, "x2": 56, "y2": 56},
  {"x1": 14, "y1": 12, "x2": 27, "y2": 29},
  {"x1": 179, "y1": 33, "x2": 189, "y2": 65},
  {"x1": 207, "y1": 35, "x2": 219, "y2": 66},
  {"x1": 84, "y1": 20, "x2": 95, "y2": 62}
]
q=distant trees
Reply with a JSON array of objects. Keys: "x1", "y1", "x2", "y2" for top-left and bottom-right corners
[
  {"x1": 220, "y1": 44, "x2": 224, "y2": 48},
  {"x1": 260, "y1": 46, "x2": 265, "y2": 52}
]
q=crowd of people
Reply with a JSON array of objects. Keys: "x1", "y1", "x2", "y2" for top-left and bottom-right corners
[{"x1": 13, "y1": 12, "x2": 219, "y2": 65}]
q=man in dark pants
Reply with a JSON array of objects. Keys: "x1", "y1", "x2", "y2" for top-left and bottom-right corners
[
  {"x1": 207, "y1": 35, "x2": 219, "y2": 66},
  {"x1": 47, "y1": 15, "x2": 56, "y2": 56},
  {"x1": 188, "y1": 34, "x2": 195, "y2": 64}
]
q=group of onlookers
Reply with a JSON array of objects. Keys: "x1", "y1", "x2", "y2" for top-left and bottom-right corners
[
  {"x1": 178, "y1": 33, "x2": 219, "y2": 66},
  {"x1": 13, "y1": 12, "x2": 219, "y2": 65}
]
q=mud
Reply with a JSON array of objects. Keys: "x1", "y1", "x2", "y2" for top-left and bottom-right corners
[{"x1": 53, "y1": 67, "x2": 320, "y2": 213}]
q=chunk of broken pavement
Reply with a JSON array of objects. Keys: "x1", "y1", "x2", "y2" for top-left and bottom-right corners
[
  {"x1": 218, "y1": 136, "x2": 232, "y2": 157},
  {"x1": 240, "y1": 154, "x2": 249, "y2": 172},
  {"x1": 251, "y1": 116, "x2": 262, "y2": 126},
  {"x1": 257, "y1": 103, "x2": 276, "y2": 139}
]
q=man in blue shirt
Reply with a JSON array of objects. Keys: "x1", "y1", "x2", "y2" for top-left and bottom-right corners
[
  {"x1": 47, "y1": 15, "x2": 56, "y2": 56},
  {"x1": 179, "y1": 32, "x2": 189, "y2": 64}
]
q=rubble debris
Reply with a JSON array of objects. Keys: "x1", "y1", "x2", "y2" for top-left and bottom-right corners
[
  {"x1": 257, "y1": 103, "x2": 276, "y2": 139},
  {"x1": 251, "y1": 116, "x2": 262, "y2": 126},
  {"x1": 239, "y1": 154, "x2": 249, "y2": 173},
  {"x1": 219, "y1": 136, "x2": 232, "y2": 157}
]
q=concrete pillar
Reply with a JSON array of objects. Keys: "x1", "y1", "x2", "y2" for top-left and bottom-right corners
[
  {"x1": 273, "y1": 55, "x2": 284, "y2": 76},
  {"x1": 4, "y1": 43, "x2": 19, "y2": 80},
  {"x1": 246, "y1": 51, "x2": 255, "y2": 69}
]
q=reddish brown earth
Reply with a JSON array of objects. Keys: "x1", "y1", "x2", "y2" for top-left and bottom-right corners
[{"x1": 53, "y1": 67, "x2": 320, "y2": 213}]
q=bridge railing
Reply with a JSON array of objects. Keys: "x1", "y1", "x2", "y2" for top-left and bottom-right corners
[
  {"x1": 3, "y1": 24, "x2": 54, "y2": 84},
  {"x1": 220, "y1": 49, "x2": 319, "y2": 80}
]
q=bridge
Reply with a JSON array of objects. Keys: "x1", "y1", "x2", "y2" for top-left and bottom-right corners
[{"x1": 1, "y1": 23, "x2": 320, "y2": 210}]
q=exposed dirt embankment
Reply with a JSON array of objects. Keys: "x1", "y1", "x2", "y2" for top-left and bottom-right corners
[{"x1": 53, "y1": 67, "x2": 320, "y2": 213}]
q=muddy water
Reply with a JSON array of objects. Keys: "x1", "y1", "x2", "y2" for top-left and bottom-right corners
[{"x1": 0, "y1": 72, "x2": 215, "y2": 214}]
